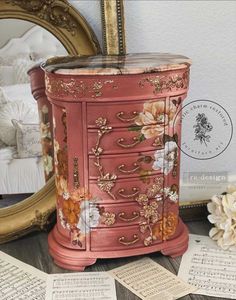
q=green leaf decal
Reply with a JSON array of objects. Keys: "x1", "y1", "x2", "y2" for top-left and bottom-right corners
[
  {"x1": 128, "y1": 125, "x2": 143, "y2": 132},
  {"x1": 139, "y1": 134, "x2": 146, "y2": 142}
]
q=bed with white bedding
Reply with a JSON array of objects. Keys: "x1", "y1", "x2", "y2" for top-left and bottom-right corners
[
  {"x1": 0, "y1": 25, "x2": 66, "y2": 196},
  {"x1": 0, "y1": 147, "x2": 45, "y2": 194}
]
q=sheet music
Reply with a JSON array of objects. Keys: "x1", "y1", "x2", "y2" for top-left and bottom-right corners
[
  {"x1": 0, "y1": 251, "x2": 47, "y2": 300},
  {"x1": 109, "y1": 257, "x2": 196, "y2": 300},
  {"x1": 45, "y1": 272, "x2": 117, "y2": 300},
  {"x1": 178, "y1": 234, "x2": 236, "y2": 299}
]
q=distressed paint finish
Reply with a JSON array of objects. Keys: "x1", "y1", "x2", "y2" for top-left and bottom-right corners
[{"x1": 44, "y1": 53, "x2": 191, "y2": 271}]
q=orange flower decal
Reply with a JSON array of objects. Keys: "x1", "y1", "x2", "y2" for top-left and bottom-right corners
[
  {"x1": 70, "y1": 187, "x2": 92, "y2": 202},
  {"x1": 152, "y1": 212, "x2": 178, "y2": 241},
  {"x1": 135, "y1": 101, "x2": 177, "y2": 139},
  {"x1": 62, "y1": 199, "x2": 81, "y2": 226}
]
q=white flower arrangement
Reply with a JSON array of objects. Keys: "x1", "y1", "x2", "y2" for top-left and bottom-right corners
[{"x1": 207, "y1": 186, "x2": 236, "y2": 250}]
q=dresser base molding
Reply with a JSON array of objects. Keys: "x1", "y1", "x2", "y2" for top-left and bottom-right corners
[{"x1": 48, "y1": 218, "x2": 188, "y2": 271}]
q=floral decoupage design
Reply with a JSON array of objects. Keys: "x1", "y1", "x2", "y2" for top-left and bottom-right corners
[
  {"x1": 54, "y1": 110, "x2": 106, "y2": 246},
  {"x1": 55, "y1": 139, "x2": 101, "y2": 247},
  {"x1": 129, "y1": 99, "x2": 179, "y2": 179},
  {"x1": 128, "y1": 99, "x2": 181, "y2": 241},
  {"x1": 40, "y1": 104, "x2": 54, "y2": 181}
]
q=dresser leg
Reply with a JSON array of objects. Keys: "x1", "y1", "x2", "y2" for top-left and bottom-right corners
[
  {"x1": 161, "y1": 218, "x2": 189, "y2": 258},
  {"x1": 48, "y1": 226, "x2": 97, "y2": 271},
  {"x1": 52, "y1": 257, "x2": 97, "y2": 271}
]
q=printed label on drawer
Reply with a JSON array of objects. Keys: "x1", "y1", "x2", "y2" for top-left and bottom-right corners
[
  {"x1": 87, "y1": 99, "x2": 165, "y2": 128},
  {"x1": 89, "y1": 150, "x2": 162, "y2": 180},
  {"x1": 90, "y1": 224, "x2": 162, "y2": 251},
  {"x1": 90, "y1": 200, "x2": 163, "y2": 228}
]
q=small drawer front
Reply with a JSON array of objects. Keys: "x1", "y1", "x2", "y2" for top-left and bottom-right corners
[
  {"x1": 87, "y1": 99, "x2": 165, "y2": 128},
  {"x1": 91, "y1": 200, "x2": 163, "y2": 228},
  {"x1": 90, "y1": 224, "x2": 162, "y2": 251},
  {"x1": 88, "y1": 127, "x2": 163, "y2": 155},
  {"x1": 89, "y1": 174, "x2": 164, "y2": 203},
  {"x1": 89, "y1": 150, "x2": 161, "y2": 180}
]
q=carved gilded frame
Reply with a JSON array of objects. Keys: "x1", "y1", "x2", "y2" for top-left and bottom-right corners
[
  {"x1": 101, "y1": 0, "x2": 126, "y2": 55},
  {"x1": 0, "y1": 0, "x2": 101, "y2": 243}
]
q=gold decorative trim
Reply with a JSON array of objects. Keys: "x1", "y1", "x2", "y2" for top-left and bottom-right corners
[
  {"x1": 118, "y1": 234, "x2": 139, "y2": 246},
  {"x1": 92, "y1": 118, "x2": 117, "y2": 200},
  {"x1": 45, "y1": 76, "x2": 115, "y2": 99},
  {"x1": 73, "y1": 157, "x2": 80, "y2": 189},
  {"x1": 0, "y1": 177, "x2": 56, "y2": 244},
  {"x1": 101, "y1": 212, "x2": 116, "y2": 226},
  {"x1": 1, "y1": 0, "x2": 101, "y2": 55},
  {"x1": 116, "y1": 111, "x2": 138, "y2": 122},
  {"x1": 6, "y1": 0, "x2": 77, "y2": 35},
  {"x1": 118, "y1": 211, "x2": 140, "y2": 222},
  {"x1": 101, "y1": 0, "x2": 126, "y2": 55},
  {"x1": 139, "y1": 70, "x2": 190, "y2": 94},
  {"x1": 135, "y1": 177, "x2": 164, "y2": 246}
]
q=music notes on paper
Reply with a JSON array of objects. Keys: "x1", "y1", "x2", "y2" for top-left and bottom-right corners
[
  {"x1": 109, "y1": 257, "x2": 196, "y2": 300},
  {"x1": 45, "y1": 272, "x2": 117, "y2": 300},
  {"x1": 178, "y1": 234, "x2": 236, "y2": 299},
  {"x1": 0, "y1": 251, "x2": 47, "y2": 300}
]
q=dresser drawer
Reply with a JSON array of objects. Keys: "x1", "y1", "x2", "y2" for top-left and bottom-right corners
[
  {"x1": 89, "y1": 150, "x2": 161, "y2": 180},
  {"x1": 87, "y1": 99, "x2": 165, "y2": 128},
  {"x1": 89, "y1": 174, "x2": 164, "y2": 202},
  {"x1": 92, "y1": 200, "x2": 163, "y2": 228},
  {"x1": 88, "y1": 127, "x2": 163, "y2": 155},
  {"x1": 90, "y1": 224, "x2": 162, "y2": 251}
]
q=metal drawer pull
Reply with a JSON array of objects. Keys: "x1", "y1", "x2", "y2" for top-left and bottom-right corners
[
  {"x1": 117, "y1": 137, "x2": 140, "y2": 148},
  {"x1": 118, "y1": 187, "x2": 139, "y2": 198},
  {"x1": 118, "y1": 163, "x2": 140, "y2": 174},
  {"x1": 116, "y1": 111, "x2": 138, "y2": 122},
  {"x1": 118, "y1": 234, "x2": 139, "y2": 246},
  {"x1": 118, "y1": 211, "x2": 140, "y2": 222}
]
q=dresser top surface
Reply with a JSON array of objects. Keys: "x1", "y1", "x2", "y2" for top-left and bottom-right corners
[{"x1": 43, "y1": 53, "x2": 191, "y2": 76}]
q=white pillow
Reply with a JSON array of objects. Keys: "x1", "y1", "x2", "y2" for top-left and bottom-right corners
[
  {"x1": 0, "y1": 84, "x2": 35, "y2": 105},
  {"x1": 0, "y1": 54, "x2": 30, "y2": 66},
  {"x1": 0, "y1": 101, "x2": 39, "y2": 146},
  {"x1": 12, "y1": 119, "x2": 42, "y2": 158},
  {"x1": 0, "y1": 65, "x2": 15, "y2": 86},
  {"x1": 13, "y1": 58, "x2": 33, "y2": 84}
]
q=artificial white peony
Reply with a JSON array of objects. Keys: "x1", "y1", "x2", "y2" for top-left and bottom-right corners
[{"x1": 208, "y1": 187, "x2": 236, "y2": 250}]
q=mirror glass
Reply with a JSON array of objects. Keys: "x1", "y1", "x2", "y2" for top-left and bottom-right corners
[{"x1": 0, "y1": 19, "x2": 67, "y2": 208}]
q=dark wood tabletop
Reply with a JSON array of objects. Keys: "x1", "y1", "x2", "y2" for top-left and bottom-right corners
[{"x1": 0, "y1": 220, "x2": 224, "y2": 300}]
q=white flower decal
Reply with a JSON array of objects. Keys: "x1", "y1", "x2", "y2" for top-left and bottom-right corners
[
  {"x1": 164, "y1": 187, "x2": 178, "y2": 203},
  {"x1": 152, "y1": 141, "x2": 177, "y2": 175},
  {"x1": 77, "y1": 202, "x2": 100, "y2": 235},
  {"x1": 208, "y1": 188, "x2": 236, "y2": 250}
]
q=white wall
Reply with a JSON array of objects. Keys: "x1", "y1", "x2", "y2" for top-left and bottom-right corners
[
  {"x1": 70, "y1": 0, "x2": 103, "y2": 49},
  {"x1": 124, "y1": 1, "x2": 236, "y2": 201}
]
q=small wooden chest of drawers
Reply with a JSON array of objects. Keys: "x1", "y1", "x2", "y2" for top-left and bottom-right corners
[{"x1": 44, "y1": 53, "x2": 191, "y2": 271}]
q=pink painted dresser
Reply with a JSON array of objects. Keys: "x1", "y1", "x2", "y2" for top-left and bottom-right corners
[
  {"x1": 28, "y1": 65, "x2": 54, "y2": 181},
  {"x1": 43, "y1": 53, "x2": 191, "y2": 271}
]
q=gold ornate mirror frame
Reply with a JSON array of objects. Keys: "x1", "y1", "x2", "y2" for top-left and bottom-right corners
[{"x1": 0, "y1": 0, "x2": 101, "y2": 243}]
